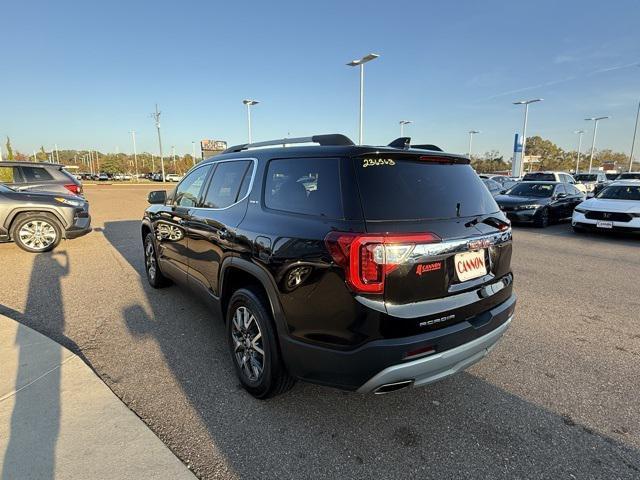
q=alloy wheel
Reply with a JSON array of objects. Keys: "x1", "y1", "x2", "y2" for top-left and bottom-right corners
[
  {"x1": 231, "y1": 306, "x2": 265, "y2": 381},
  {"x1": 18, "y1": 220, "x2": 57, "y2": 251},
  {"x1": 145, "y1": 240, "x2": 157, "y2": 280}
]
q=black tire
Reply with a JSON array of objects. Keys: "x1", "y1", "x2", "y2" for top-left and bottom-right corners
[
  {"x1": 144, "y1": 232, "x2": 171, "y2": 288},
  {"x1": 11, "y1": 213, "x2": 62, "y2": 253},
  {"x1": 534, "y1": 208, "x2": 549, "y2": 228},
  {"x1": 227, "y1": 287, "x2": 295, "y2": 399}
]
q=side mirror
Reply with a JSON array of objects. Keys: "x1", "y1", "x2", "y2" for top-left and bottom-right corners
[
  {"x1": 148, "y1": 190, "x2": 167, "y2": 204},
  {"x1": 556, "y1": 192, "x2": 567, "y2": 199},
  {"x1": 499, "y1": 189, "x2": 507, "y2": 195}
]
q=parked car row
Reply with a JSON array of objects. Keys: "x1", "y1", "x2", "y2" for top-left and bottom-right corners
[{"x1": 478, "y1": 170, "x2": 640, "y2": 234}]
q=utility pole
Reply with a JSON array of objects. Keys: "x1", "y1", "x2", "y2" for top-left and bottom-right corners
[
  {"x1": 468, "y1": 130, "x2": 480, "y2": 159},
  {"x1": 191, "y1": 141, "x2": 197, "y2": 166},
  {"x1": 629, "y1": 101, "x2": 640, "y2": 172},
  {"x1": 585, "y1": 116, "x2": 609, "y2": 173},
  {"x1": 54, "y1": 144, "x2": 60, "y2": 163},
  {"x1": 347, "y1": 53, "x2": 379, "y2": 145},
  {"x1": 574, "y1": 130, "x2": 585, "y2": 174},
  {"x1": 152, "y1": 104, "x2": 166, "y2": 182},
  {"x1": 130, "y1": 130, "x2": 139, "y2": 179}
]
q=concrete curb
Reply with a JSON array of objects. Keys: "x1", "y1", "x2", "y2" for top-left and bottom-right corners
[{"x1": 0, "y1": 314, "x2": 197, "y2": 479}]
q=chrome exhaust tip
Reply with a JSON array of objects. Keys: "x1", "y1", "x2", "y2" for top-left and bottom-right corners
[{"x1": 373, "y1": 380, "x2": 414, "y2": 395}]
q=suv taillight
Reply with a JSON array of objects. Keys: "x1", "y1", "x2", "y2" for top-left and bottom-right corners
[
  {"x1": 324, "y1": 232, "x2": 440, "y2": 294},
  {"x1": 64, "y1": 184, "x2": 81, "y2": 195}
]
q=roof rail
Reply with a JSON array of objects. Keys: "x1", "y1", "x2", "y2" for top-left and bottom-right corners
[
  {"x1": 223, "y1": 134, "x2": 354, "y2": 153},
  {"x1": 387, "y1": 137, "x2": 443, "y2": 152}
]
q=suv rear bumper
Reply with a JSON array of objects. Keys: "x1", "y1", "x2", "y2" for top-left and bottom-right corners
[
  {"x1": 358, "y1": 315, "x2": 511, "y2": 393},
  {"x1": 280, "y1": 293, "x2": 516, "y2": 391}
]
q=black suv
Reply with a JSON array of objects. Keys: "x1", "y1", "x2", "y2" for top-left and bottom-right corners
[{"x1": 142, "y1": 135, "x2": 516, "y2": 398}]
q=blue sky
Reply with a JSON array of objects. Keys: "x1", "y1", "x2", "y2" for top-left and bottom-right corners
[{"x1": 2, "y1": 0, "x2": 639, "y2": 158}]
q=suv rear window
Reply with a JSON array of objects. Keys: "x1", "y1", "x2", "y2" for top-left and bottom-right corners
[
  {"x1": 0, "y1": 166, "x2": 20, "y2": 183},
  {"x1": 354, "y1": 156, "x2": 498, "y2": 220},
  {"x1": 264, "y1": 158, "x2": 342, "y2": 218},
  {"x1": 523, "y1": 172, "x2": 555, "y2": 181},
  {"x1": 21, "y1": 166, "x2": 54, "y2": 182}
]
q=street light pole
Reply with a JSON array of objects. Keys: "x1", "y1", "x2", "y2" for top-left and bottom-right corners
[
  {"x1": 585, "y1": 116, "x2": 609, "y2": 173},
  {"x1": 54, "y1": 143, "x2": 60, "y2": 163},
  {"x1": 347, "y1": 53, "x2": 379, "y2": 145},
  {"x1": 399, "y1": 120, "x2": 412, "y2": 137},
  {"x1": 130, "y1": 130, "x2": 138, "y2": 179},
  {"x1": 574, "y1": 130, "x2": 585, "y2": 174},
  {"x1": 152, "y1": 104, "x2": 166, "y2": 183},
  {"x1": 191, "y1": 141, "x2": 197, "y2": 166},
  {"x1": 512, "y1": 98, "x2": 543, "y2": 177},
  {"x1": 629, "y1": 101, "x2": 640, "y2": 172},
  {"x1": 468, "y1": 130, "x2": 480, "y2": 158},
  {"x1": 242, "y1": 99, "x2": 259, "y2": 143}
]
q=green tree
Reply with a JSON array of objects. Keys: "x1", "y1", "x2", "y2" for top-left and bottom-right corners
[{"x1": 5, "y1": 137, "x2": 14, "y2": 160}]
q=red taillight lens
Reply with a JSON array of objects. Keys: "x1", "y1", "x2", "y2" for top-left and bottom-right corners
[
  {"x1": 64, "y1": 184, "x2": 81, "y2": 195},
  {"x1": 325, "y1": 232, "x2": 440, "y2": 294}
]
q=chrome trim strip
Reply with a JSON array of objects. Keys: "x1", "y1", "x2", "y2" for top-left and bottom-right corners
[{"x1": 407, "y1": 230, "x2": 511, "y2": 262}]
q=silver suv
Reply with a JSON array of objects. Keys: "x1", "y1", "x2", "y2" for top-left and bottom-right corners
[
  {"x1": 0, "y1": 161, "x2": 84, "y2": 196},
  {"x1": 0, "y1": 184, "x2": 91, "y2": 252}
]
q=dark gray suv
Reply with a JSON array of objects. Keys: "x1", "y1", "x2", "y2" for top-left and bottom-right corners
[
  {"x1": 0, "y1": 184, "x2": 91, "y2": 252},
  {"x1": 0, "y1": 161, "x2": 83, "y2": 196}
]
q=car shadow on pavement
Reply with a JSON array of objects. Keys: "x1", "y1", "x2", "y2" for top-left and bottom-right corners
[
  {"x1": 1, "y1": 252, "x2": 70, "y2": 480},
  {"x1": 99, "y1": 220, "x2": 640, "y2": 479}
]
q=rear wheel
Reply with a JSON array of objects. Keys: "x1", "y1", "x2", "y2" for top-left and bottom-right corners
[
  {"x1": 11, "y1": 213, "x2": 62, "y2": 253},
  {"x1": 144, "y1": 232, "x2": 171, "y2": 288},
  {"x1": 227, "y1": 288, "x2": 295, "y2": 398},
  {"x1": 534, "y1": 208, "x2": 549, "y2": 228}
]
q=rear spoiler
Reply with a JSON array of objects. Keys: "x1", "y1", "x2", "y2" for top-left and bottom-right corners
[{"x1": 387, "y1": 137, "x2": 443, "y2": 152}]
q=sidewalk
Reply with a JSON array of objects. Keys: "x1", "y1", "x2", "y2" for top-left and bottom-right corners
[{"x1": 0, "y1": 314, "x2": 196, "y2": 480}]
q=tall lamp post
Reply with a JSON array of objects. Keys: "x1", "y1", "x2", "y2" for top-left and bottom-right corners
[
  {"x1": 191, "y1": 141, "x2": 197, "y2": 166},
  {"x1": 130, "y1": 130, "x2": 138, "y2": 179},
  {"x1": 585, "y1": 116, "x2": 609, "y2": 173},
  {"x1": 399, "y1": 120, "x2": 412, "y2": 137},
  {"x1": 347, "y1": 53, "x2": 379, "y2": 145},
  {"x1": 468, "y1": 130, "x2": 480, "y2": 158},
  {"x1": 512, "y1": 98, "x2": 543, "y2": 177},
  {"x1": 629, "y1": 101, "x2": 639, "y2": 172},
  {"x1": 573, "y1": 130, "x2": 585, "y2": 174},
  {"x1": 151, "y1": 103, "x2": 166, "y2": 183},
  {"x1": 242, "y1": 99, "x2": 259, "y2": 143}
]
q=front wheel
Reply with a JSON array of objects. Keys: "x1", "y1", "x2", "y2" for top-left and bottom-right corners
[
  {"x1": 534, "y1": 208, "x2": 549, "y2": 228},
  {"x1": 144, "y1": 232, "x2": 171, "y2": 288},
  {"x1": 11, "y1": 213, "x2": 62, "y2": 253},
  {"x1": 227, "y1": 288, "x2": 295, "y2": 398}
]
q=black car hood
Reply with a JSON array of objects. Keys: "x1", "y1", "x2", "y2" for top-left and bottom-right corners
[{"x1": 495, "y1": 195, "x2": 550, "y2": 206}]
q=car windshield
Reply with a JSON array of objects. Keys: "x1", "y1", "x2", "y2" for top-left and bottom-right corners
[
  {"x1": 617, "y1": 173, "x2": 640, "y2": 180},
  {"x1": 505, "y1": 182, "x2": 555, "y2": 197},
  {"x1": 523, "y1": 172, "x2": 555, "y2": 181},
  {"x1": 596, "y1": 185, "x2": 640, "y2": 200},
  {"x1": 0, "y1": 184, "x2": 15, "y2": 192},
  {"x1": 354, "y1": 156, "x2": 498, "y2": 220},
  {"x1": 574, "y1": 174, "x2": 598, "y2": 182}
]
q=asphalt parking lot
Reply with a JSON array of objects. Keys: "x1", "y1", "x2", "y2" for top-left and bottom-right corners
[{"x1": 1, "y1": 184, "x2": 639, "y2": 479}]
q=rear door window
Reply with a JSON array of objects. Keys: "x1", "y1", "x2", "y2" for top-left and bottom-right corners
[
  {"x1": 20, "y1": 166, "x2": 54, "y2": 182},
  {"x1": 264, "y1": 158, "x2": 342, "y2": 218},
  {"x1": 202, "y1": 160, "x2": 251, "y2": 209},
  {"x1": 354, "y1": 156, "x2": 498, "y2": 220}
]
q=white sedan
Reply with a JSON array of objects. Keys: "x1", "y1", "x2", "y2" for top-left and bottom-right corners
[{"x1": 572, "y1": 180, "x2": 640, "y2": 233}]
